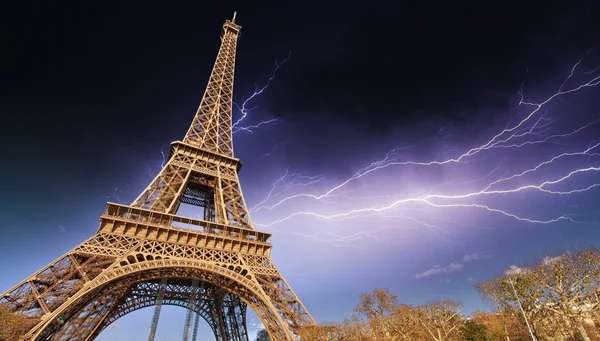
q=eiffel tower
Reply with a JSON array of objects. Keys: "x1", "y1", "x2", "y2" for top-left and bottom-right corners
[{"x1": 1, "y1": 12, "x2": 315, "y2": 341}]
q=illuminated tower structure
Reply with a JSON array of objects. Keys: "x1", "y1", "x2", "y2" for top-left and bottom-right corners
[{"x1": 0, "y1": 12, "x2": 315, "y2": 341}]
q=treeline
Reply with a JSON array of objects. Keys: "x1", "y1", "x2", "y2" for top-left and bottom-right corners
[{"x1": 297, "y1": 247, "x2": 600, "y2": 341}]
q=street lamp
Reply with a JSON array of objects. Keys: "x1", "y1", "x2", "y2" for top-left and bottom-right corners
[{"x1": 502, "y1": 277, "x2": 536, "y2": 341}]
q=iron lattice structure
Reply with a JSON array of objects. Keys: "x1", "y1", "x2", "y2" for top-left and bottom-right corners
[{"x1": 1, "y1": 13, "x2": 315, "y2": 341}]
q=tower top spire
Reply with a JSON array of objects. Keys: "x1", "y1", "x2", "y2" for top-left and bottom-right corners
[{"x1": 182, "y1": 12, "x2": 241, "y2": 157}]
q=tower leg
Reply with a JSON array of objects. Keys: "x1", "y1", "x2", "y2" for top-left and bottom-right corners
[
  {"x1": 224, "y1": 294, "x2": 249, "y2": 341},
  {"x1": 182, "y1": 279, "x2": 199, "y2": 341},
  {"x1": 148, "y1": 277, "x2": 168, "y2": 341},
  {"x1": 191, "y1": 311, "x2": 201, "y2": 341}
]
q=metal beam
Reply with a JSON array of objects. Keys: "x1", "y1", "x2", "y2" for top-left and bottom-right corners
[
  {"x1": 148, "y1": 277, "x2": 168, "y2": 341},
  {"x1": 182, "y1": 280, "x2": 199, "y2": 341}
]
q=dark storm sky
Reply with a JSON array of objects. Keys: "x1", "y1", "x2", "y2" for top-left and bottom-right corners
[
  {"x1": 2, "y1": 1, "x2": 600, "y2": 339},
  {"x1": 3, "y1": 0, "x2": 598, "y2": 196},
  {"x1": 5, "y1": 0, "x2": 599, "y2": 133}
]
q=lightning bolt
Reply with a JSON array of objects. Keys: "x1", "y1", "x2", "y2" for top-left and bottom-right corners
[
  {"x1": 145, "y1": 143, "x2": 170, "y2": 178},
  {"x1": 249, "y1": 56, "x2": 600, "y2": 247},
  {"x1": 233, "y1": 118, "x2": 280, "y2": 134},
  {"x1": 102, "y1": 186, "x2": 123, "y2": 203},
  {"x1": 142, "y1": 54, "x2": 293, "y2": 188},
  {"x1": 263, "y1": 140, "x2": 289, "y2": 156},
  {"x1": 249, "y1": 167, "x2": 327, "y2": 212},
  {"x1": 233, "y1": 52, "x2": 292, "y2": 134},
  {"x1": 276, "y1": 229, "x2": 389, "y2": 249}
]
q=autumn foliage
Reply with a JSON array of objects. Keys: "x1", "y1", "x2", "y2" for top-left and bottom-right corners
[
  {"x1": 298, "y1": 248, "x2": 600, "y2": 341},
  {"x1": 297, "y1": 289, "x2": 465, "y2": 341},
  {"x1": 0, "y1": 304, "x2": 38, "y2": 341},
  {"x1": 476, "y1": 248, "x2": 600, "y2": 341}
]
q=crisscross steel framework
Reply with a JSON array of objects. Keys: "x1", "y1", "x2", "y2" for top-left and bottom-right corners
[{"x1": 0, "y1": 12, "x2": 315, "y2": 341}]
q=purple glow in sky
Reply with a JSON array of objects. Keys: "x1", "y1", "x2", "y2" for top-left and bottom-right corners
[{"x1": 252, "y1": 63, "x2": 600, "y2": 232}]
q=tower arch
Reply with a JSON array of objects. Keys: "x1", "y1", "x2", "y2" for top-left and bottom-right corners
[{"x1": 28, "y1": 260, "x2": 292, "y2": 341}]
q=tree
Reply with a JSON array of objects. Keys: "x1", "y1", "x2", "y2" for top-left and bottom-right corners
[
  {"x1": 527, "y1": 248, "x2": 600, "y2": 341},
  {"x1": 416, "y1": 300, "x2": 463, "y2": 341},
  {"x1": 477, "y1": 268, "x2": 554, "y2": 339},
  {"x1": 476, "y1": 247, "x2": 600, "y2": 341},
  {"x1": 470, "y1": 310, "x2": 529, "y2": 341},
  {"x1": 354, "y1": 288, "x2": 400, "y2": 340},
  {"x1": 460, "y1": 320, "x2": 490, "y2": 341},
  {"x1": 0, "y1": 304, "x2": 38, "y2": 341},
  {"x1": 296, "y1": 323, "x2": 367, "y2": 341},
  {"x1": 255, "y1": 329, "x2": 270, "y2": 341},
  {"x1": 354, "y1": 288, "x2": 398, "y2": 321},
  {"x1": 386, "y1": 304, "x2": 423, "y2": 340},
  {"x1": 475, "y1": 282, "x2": 513, "y2": 341}
]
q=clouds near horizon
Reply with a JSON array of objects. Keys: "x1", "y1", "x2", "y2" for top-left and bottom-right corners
[{"x1": 417, "y1": 252, "x2": 491, "y2": 279}]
